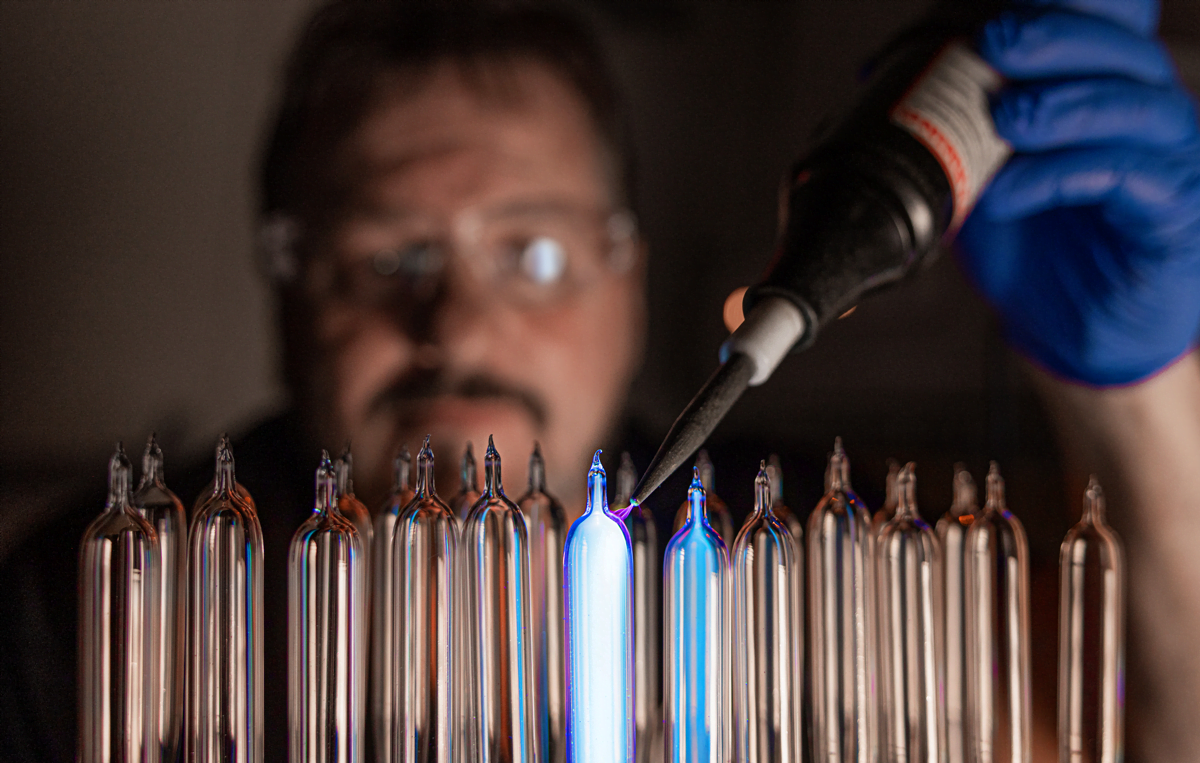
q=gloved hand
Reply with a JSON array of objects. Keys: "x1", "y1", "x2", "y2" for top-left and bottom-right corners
[{"x1": 958, "y1": 0, "x2": 1200, "y2": 386}]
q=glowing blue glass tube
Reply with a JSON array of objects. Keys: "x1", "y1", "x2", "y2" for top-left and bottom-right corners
[
  {"x1": 663, "y1": 467, "x2": 729, "y2": 763},
  {"x1": 564, "y1": 452, "x2": 634, "y2": 763}
]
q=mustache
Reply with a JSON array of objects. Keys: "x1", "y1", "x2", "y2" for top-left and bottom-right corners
[{"x1": 369, "y1": 370, "x2": 549, "y2": 430}]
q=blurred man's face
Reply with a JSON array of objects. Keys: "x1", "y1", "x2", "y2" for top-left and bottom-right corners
[{"x1": 293, "y1": 58, "x2": 644, "y2": 511}]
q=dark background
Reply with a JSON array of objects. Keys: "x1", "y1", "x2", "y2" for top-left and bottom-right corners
[
  {"x1": 1, "y1": 0, "x2": 1197, "y2": 754},
  {"x1": 1, "y1": 0, "x2": 1197, "y2": 693}
]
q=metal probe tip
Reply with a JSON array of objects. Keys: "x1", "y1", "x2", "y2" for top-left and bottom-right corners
[{"x1": 630, "y1": 352, "x2": 754, "y2": 505}]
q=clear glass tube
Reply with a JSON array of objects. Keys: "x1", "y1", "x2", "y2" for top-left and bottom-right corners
[
  {"x1": 616, "y1": 452, "x2": 660, "y2": 763},
  {"x1": 807, "y1": 437, "x2": 878, "y2": 763},
  {"x1": 872, "y1": 459, "x2": 901, "y2": 530},
  {"x1": 392, "y1": 437, "x2": 459, "y2": 761},
  {"x1": 936, "y1": 465, "x2": 979, "y2": 763},
  {"x1": 1058, "y1": 477, "x2": 1124, "y2": 763},
  {"x1": 731, "y1": 462, "x2": 802, "y2": 762},
  {"x1": 965, "y1": 462, "x2": 1031, "y2": 763},
  {"x1": 187, "y1": 438, "x2": 264, "y2": 762},
  {"x1": 133, "y1": 434, "x2": 185, "y2": 762},
  {"x1": 663, "y1": 467, "x2": 729, "y2": 763},
  {"x1": 519, "y1": 442, "x2": 567, "y2": 763},
  {"x1": 451, "y1": 442, "x2": 481, "y2": 522},
  {"x1": 461, "y1": 436, "x2": 541, "y2": 761},
  {"x1": 372, "y1": 446, "x2": 415, "y2": 763},
  {"x1": 876, "y1": 463, "x2": 944, "y2": 763},
  {"x1": 564, "y1": 451, "x2": 634, "y2": 762},
  {"x1": 288, "y1": 452, "x2": 367, "y2": 763},
  {"x1": 79, "y1": 445, "x2": 162, "y2": 763},
  {"x1": 673, "y1": 450, "x2": 733, "y2": 548}
]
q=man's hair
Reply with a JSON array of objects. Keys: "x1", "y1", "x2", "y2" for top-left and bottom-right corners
[{"x1": 259, "y1": 0, "x2": 634, "y2": 223}]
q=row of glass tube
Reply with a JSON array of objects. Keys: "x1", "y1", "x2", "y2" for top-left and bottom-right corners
[{"x1": 78, "y1": 434, "x2": 1123, "y2": 763}]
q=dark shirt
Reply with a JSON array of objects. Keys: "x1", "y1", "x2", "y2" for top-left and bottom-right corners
[{"x1": 0, "y1": 410, "x2": 834, "y2": 762}]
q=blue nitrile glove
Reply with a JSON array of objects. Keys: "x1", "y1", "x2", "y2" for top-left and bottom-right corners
[{"x1": 957, "y1": 0, "x2": 1200, "y2": 386}]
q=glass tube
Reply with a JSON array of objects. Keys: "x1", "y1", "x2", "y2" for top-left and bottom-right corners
[
  {"x1": 807, "y1": 437, "x2": 878, "y2": 763},
  {"x1": 451, "y1": 441, "x2": 481, "y2": 522},
  {"x1": 518, "y1": 442, "x2": 567, "y2": 762},
  {"x1": 1058, "y1": 477, "x2": 1124, "y2": 763},
  {"x1": 132, "y1": 434, "x2": 185, "y2": 762},
  {"x1": 372, "y1": 446, "x2": 415, "y2": 763},
  {"x1": 392, "y1": 437, "x2": 459, "y2": 761},
  {"x1": 663, "y1": 467, "x2": 729, "y2": 763},
  {"x1": 876, "y1": 463, "x2": 945, "y2": 763},
  {"x1": 288, "y1": 452, "x2": 367, "y2": 763},
  {"x1": 965, "y1": 462, "x2": 1031, "y2": 763},
  {"x1": 187, "y1": 439, "x2": 264, "y2": 762},
  {"x1": 673, "y1": 450, "x2": 733, "y2": 548},
  {"x1": 872, "y1": 459, "x2": 901, "y2": 530},
  {"x1": 190, "y1": 435, "x2": 255, "y2": 520},
  {"x1": 616, "y1": 452, "x2": 660, "y2": 763},
  {"x1": 936, "y1": 465, "x2": 979, "y2": 763},
  {"x1": 731, "y1": 462, "x2": 802, "y2": 762},
  {"x1": 564, "y1": 451, "x2": 635, "y2": 762},
  {"x1": 461, "y1": 436, "x2": 541, "y2": 761},
  {"x1": 79, "y1": 445, "x2": 162, "y2": 763}
]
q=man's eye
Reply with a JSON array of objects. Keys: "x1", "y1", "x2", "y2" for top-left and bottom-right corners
[
  {"x1": 519, "y1": 237, "x2": 567, "y2": 285},
  {"x1": 372, "y1": 243, "x2": 443, "y2": 277}
]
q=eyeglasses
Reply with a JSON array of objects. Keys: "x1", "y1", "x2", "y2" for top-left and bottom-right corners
[{"x1": 264, "y1": 204, "x2": 639, "y2": 310}]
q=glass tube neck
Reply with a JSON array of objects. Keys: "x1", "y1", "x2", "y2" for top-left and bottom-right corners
[
  {"x1": 213, "y1": 439, "x2": 236, "y2": 497},
  {"x1": 460, "y1": 441, "x2": 478, "y2": 492},
  {"x1": 683, "y1": 467, "x2": 707, "y2": 528},
  {"x1": 107, "y1": 444, "x2": 133, "y2": 511},
  {"x1": 482, "y1": 435, "x2": 504, "y2": 498},
  {"x1": 695, "y1": 449, "x2": 715, "y2": 494},
  {"x1": 314, "y1": 451, "x2": 339, "y2": 515},
  {"x1": 1082, "y1": 476, "x2": 1105, "y2": 524},
  {"x1": 528, "y1": 442, "x2": 547, "y2": 494},
  {"x1": 415, "y1": 436, "x2": 435, "y2": 498},
  {"x1": 393, "y1": 445, "x2": 412, "y2": 494},
  {"x1": 950, "y1": 464, "x2": 979, "y2": 518},
  {"x1": 584, "y1": 450, "x2": 607, "y2": 517},
  {"x1": 826, "y1": 436, "x2": 850, "y2": 494},
  {"x1": 138, "y1": 433, "x2": 165, "y2": 490},
  {"x1": 335, "y1": 446, "x2": 354, "y2": 497},
  {"x1": 984, "y1": 461, "x2": 1007, "y2": 514},
  {"x1": 752, "y1": 461, "x2": 774, "y2": 518},
  {"x1": 895, "y1": 462, "x2": 918, "y2": 520}
]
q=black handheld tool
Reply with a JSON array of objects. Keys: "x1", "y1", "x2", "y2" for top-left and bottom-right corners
[{"x1": 631, "y1": 7, "x2": 1011, "y2": 506}]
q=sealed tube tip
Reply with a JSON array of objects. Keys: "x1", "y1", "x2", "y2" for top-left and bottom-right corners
[
  {"x1": 896, "y1": 462, "x2": 917, "y2": 518},
  {"x1": 1083, "y1": 476, "x2": 1104, "y2": 523},
  {"x1": 766, "y1": 454, "x2": 784, "y2": 506},
  {"x1": 394, "y1": 445, "x2": 412, "y2": 493},
  {"x1": 461, "y1": 440, "x2": 477, "y2": 486},
  {"x1": 587, "y1": 450, "x2": 607, "y2": 515},
  {"x1": 415, "y1": 435, "x2": 435, "y2": 495},
  {"x1": 529, "y1": 441, "x2": 547, "y2": 492},
  {"x1": 315, "y1": 451, "x2": 338, "y2": 513},
  {"x1": 483, "y1": 435, "x2": 503, "y2": 494},
  {"x1": 108, "y1": 444, "x2": 132, "y2": 505},
  {"x1": 952, "y1": 464, "x2": 978, "y2": 518},
  {"x1": 826, "y1": 437, "x2": 848, "y2": 492},
  {"x1": 696, "y1": 449, "x2": 715, "y2": 493},
  {"x1": 985, "y1": 461, "x2": 1005, "y2": 509},
  {"x1": 754, "y1": 461, "x2": 771, "y2": 515}
]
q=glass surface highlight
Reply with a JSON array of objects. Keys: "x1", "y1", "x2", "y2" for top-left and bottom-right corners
[
  {"x1": 807, "y1": 437, "x2": 878, "y2": 763},
  {"x1": 663, "y1": 467, "x2": 728, "y2": 763},
  {"x1": 937, "y1": 465, "x2": 979, "y2": 763},
  {"x1": 371, "y1": 446, "x2": 415, "y2": 763},
  {"x1": 564, "y1": 451, "x2": 635, "y2": 763},
  {"x1": 1058, "y1": 478, "x2": 1124, "y2": 763},
  {"x1": 393, "y1": 437, "x2": 459, "y2": 762},
  {"x1": 133, "y1": 434, "x2": 185, "y2": 762},
  {"x1": 79, "y1": 445, "x2": 161, "y2": 763},
  {"x1": 731, "y1": 463, "x2": 802, "y2": 762},
  {"x1": 965, "y1": 463, "x2": 1031, "y2": 763},
  {"x1": 616, "y1": 452, "x2": 661, "y2": 763},
  {"x1": 288, "y1": 453, "x2": 367, "y2": 763},
  {"x1": 519, "y1": 442, "x2": 567, "y2": 763},
  {"x1": 461, "y1": 436, "x2": 541, "y2": 762},
  {"x1": 187, "y1": 438, "x2": 264, "y2": 762},
  {"x1": 876, "y1": 463, "x2": 945, "y2": 763}
]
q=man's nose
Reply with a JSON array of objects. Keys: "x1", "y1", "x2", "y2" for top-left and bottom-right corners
[{"x1": 389, "y1": 255, "x2": 501, "y2": 366}]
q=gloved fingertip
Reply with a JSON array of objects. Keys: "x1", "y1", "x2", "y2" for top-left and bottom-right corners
[{"x1": 975, "y1": 11, "x2": 1024, "y2": 70}]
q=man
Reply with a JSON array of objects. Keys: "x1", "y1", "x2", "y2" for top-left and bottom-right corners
[{"x1": 2, "y1": 0, "x2": 1198, "y2": 760}]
